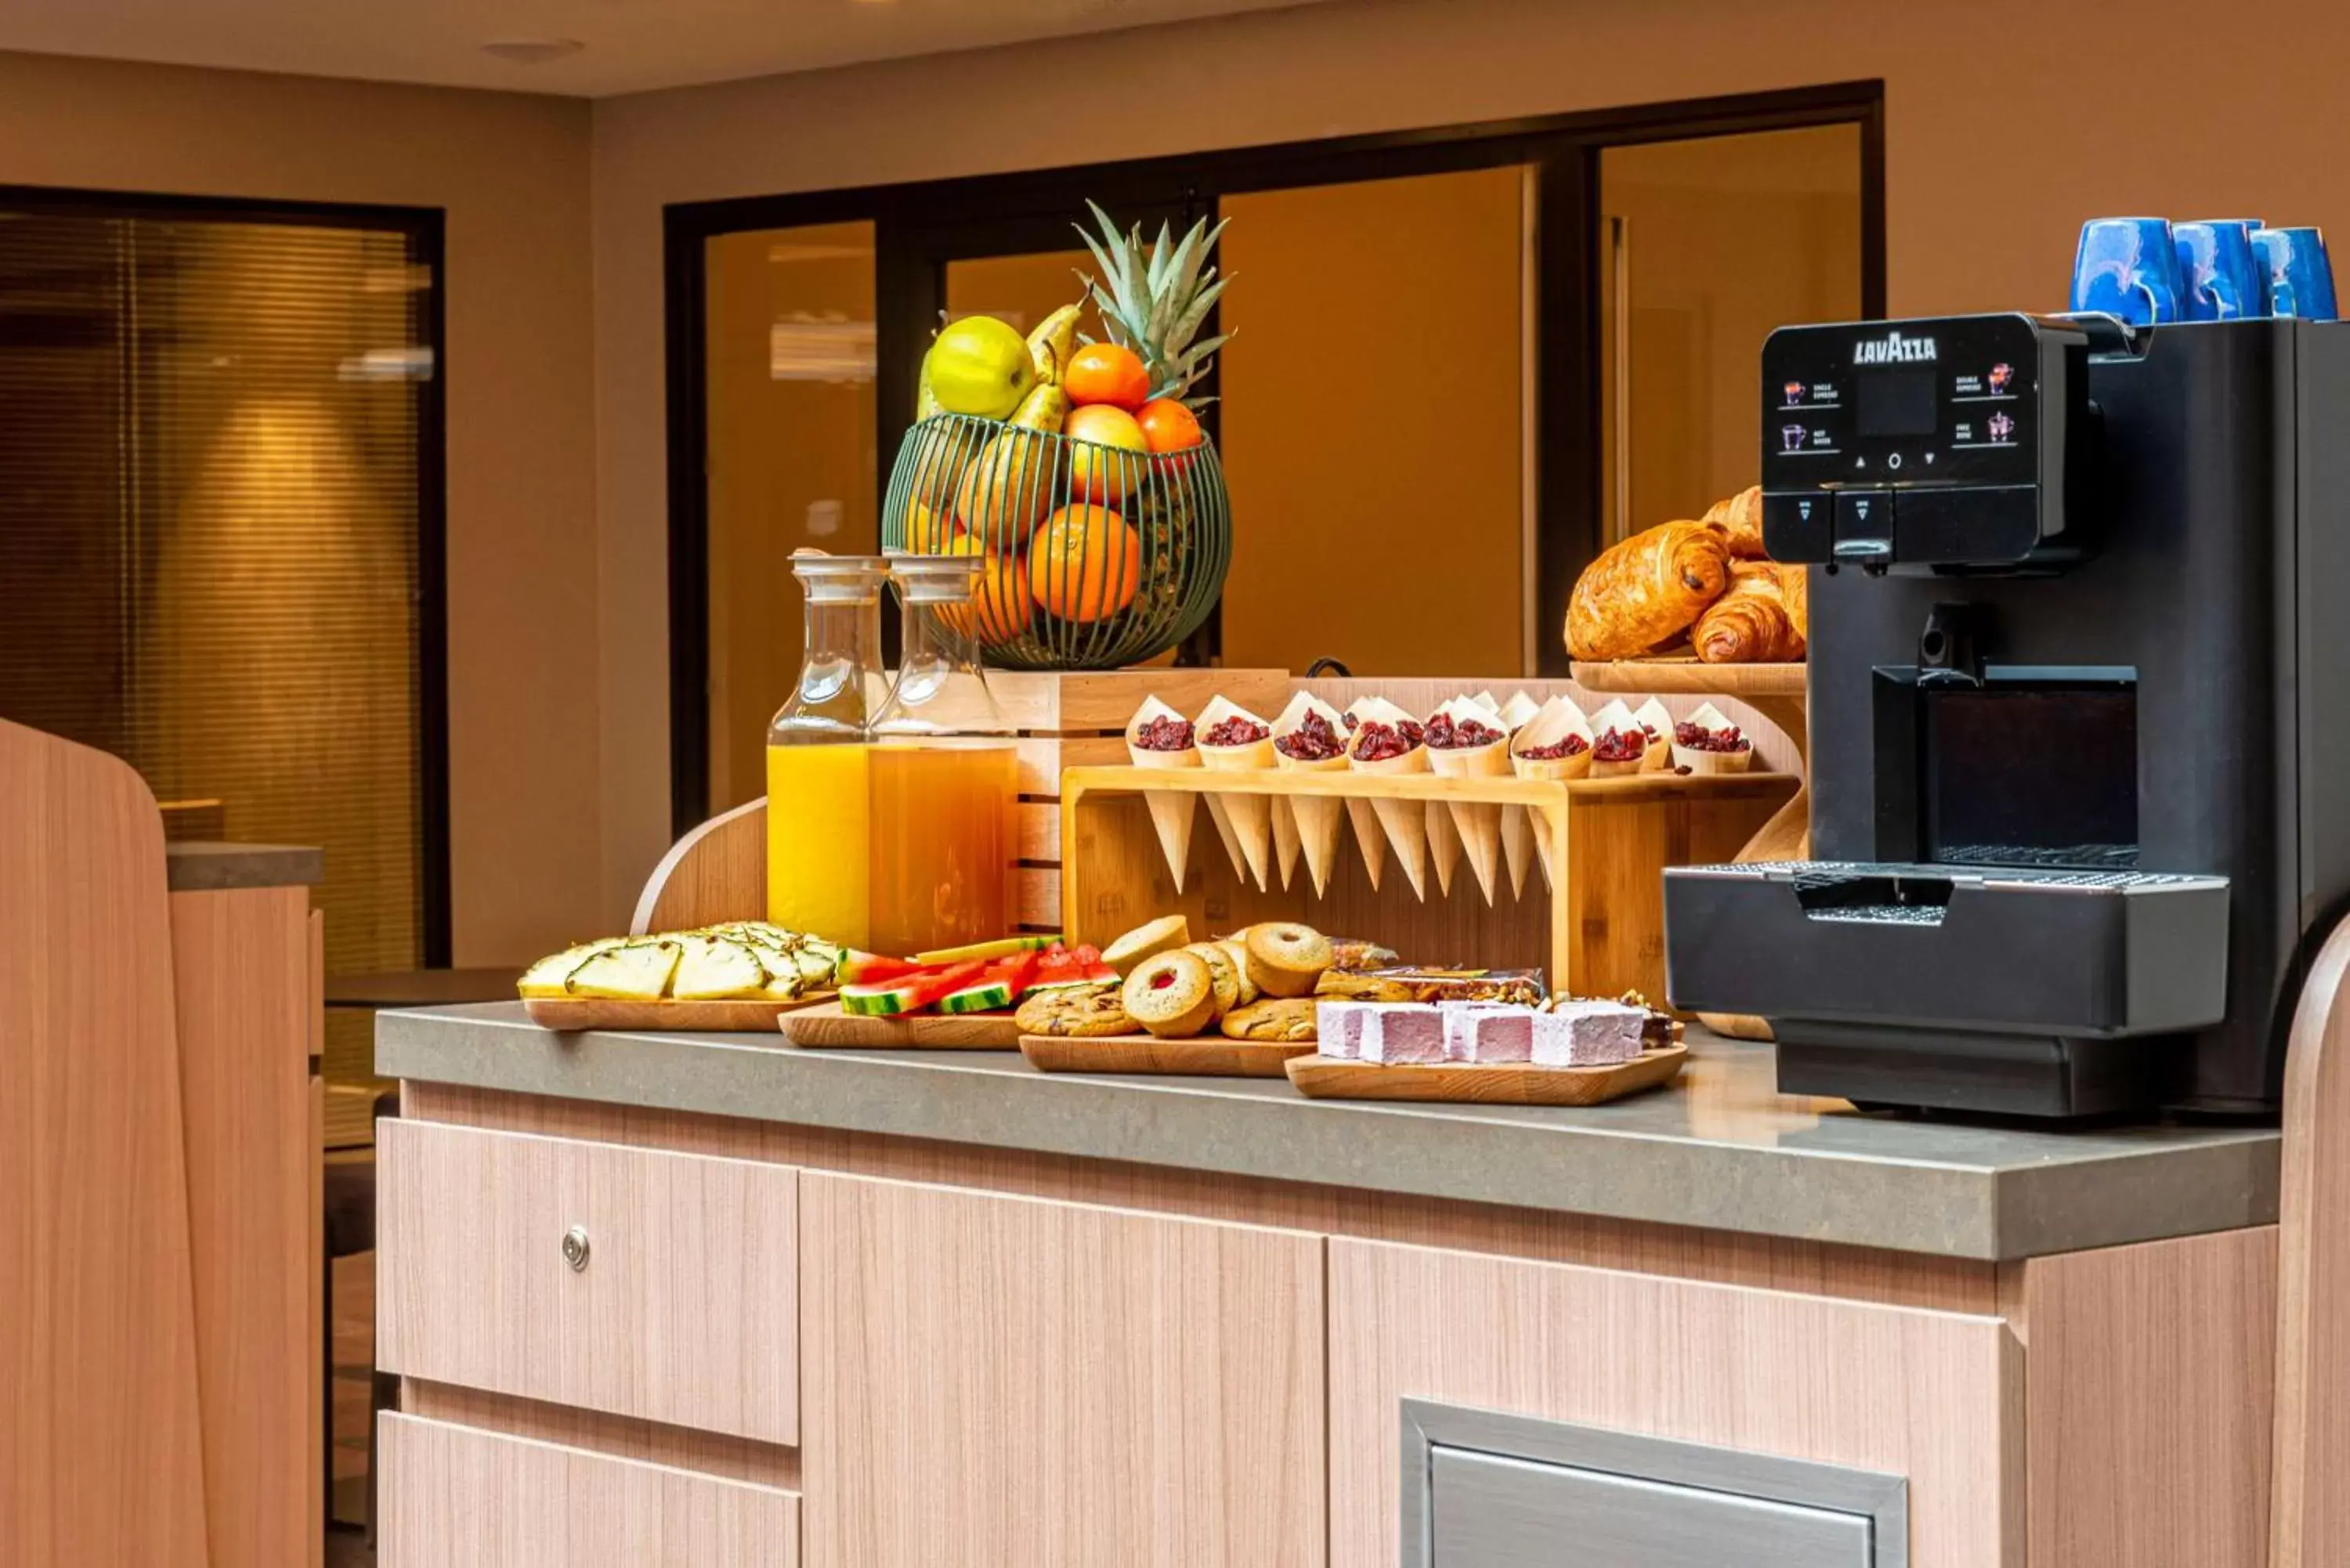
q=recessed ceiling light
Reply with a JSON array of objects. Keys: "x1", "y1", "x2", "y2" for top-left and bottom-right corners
[{"x1": 479, "y1": 38, "x2": 586, "y2": 64}]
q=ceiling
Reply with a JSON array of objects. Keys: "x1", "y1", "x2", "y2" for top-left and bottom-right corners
[{"x1": 0, "y1": 0, "x2": 1333, "y2": 98}]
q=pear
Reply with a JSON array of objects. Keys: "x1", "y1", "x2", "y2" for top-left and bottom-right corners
[{"x1": 954, "y1": 382, "x2": 1067, "y2": 546}]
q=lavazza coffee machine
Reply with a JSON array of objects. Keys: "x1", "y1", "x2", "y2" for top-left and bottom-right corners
[{"x1": 1664, "y1": 312, "x2": 2350, "y2": 1117}]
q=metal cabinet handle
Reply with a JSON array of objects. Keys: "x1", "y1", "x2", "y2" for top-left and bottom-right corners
[{"x1": 561, "y1": 1225, "x2": 591, "y2": 1272}]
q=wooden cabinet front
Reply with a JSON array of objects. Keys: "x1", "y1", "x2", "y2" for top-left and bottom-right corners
[
  {"x1": 798, "y1": 1172, "x2": 1325, "y2": 1568},
  {"x1": 1327, "y1": 1237, "x2": 2023, "y2": 1568},
  {"x1": 377, "y1": 1119, "x2": 799, "y2": 1444},
  {"x1": 378, "y1": 1413, "x2": 797, "y2": 1567}
]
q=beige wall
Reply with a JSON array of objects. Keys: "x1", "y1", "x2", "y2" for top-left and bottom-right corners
[
  {"x1": 591, "y1": 0, "x2": 2350, "y2": 919},
  {"x1": 0, "y1": 49, "x2": 596, "y2": 963}
]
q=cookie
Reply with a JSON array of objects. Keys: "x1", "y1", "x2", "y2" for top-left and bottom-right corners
[
  {"x1": 1220, "y1": 997, "x2": 1318, "y2": 1042},
  {"x1": 1014, "y1": 984, "x2": 1133, "y2": 1038},
  {"x1": 1122, "y1": 950, "x2": 1220, "y2": 1038},
  {"x1": 1184, "y1": 942, "x2": 1242, "y2": 1016},
  {"x1": 1217, "y1": 939, "x2": 1260, "y2": 1005},
  {"x1": 1243, "y1": 923, "x2": 1334, "y2": 999}
]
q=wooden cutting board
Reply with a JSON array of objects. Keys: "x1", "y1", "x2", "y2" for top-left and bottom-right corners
[
  {"x1": 523, "y1": 995, "x2": 830, "y2": 1033},
  {"x1": 1018, "y1": 1033, "x2": 1317, "y2": 1077},
  {"x1": 780, "y1": 1001, "x2": 1021, "y2": 1049},
  {"x1": 1283, "y1": 1043, "x2": 1688, "y2": 1106}
]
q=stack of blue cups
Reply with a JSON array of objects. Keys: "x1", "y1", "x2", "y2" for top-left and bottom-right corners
[{"x1": 2070, "y1": 217, "x2": 2337, "y2": 324}]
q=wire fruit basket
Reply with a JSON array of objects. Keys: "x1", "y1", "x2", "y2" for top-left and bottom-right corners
[{"x1": 881, "y1": 410, "x2": 1232, "y2": 670}]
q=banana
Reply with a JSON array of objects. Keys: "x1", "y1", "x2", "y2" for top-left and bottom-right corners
[
  {"x1": 1026, "y1": 302, "x2": 1083, "y2": 387},
  {"x1": 916, "y1": 361, "x2": 944, "y2": 421}
]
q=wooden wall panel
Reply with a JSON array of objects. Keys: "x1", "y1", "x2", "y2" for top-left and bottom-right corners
[
  {"x1": 799, "y1": 1172, "x2": 1324, "y2": 1568},
  {"x1": 169, "y1": 882, "x2": 318, "y2": 1568},
  {"x1": 1326, "y1": 1236, "x2": 2021, "y2": 1568},
  {"x1": 2021, "y1": 1227, "x2": 2276, "y2": 1568},
  {"x1": 0, "y1": 718, "x2": 210, "y2": 1568},
  {"x1": 404, "y1": 1081, "x2": 2000, "y2": 1314},
  {"x1": 378, "y1": 1412, "x2": 797, "y2": 1568},
  {"x1": 403, "y1": 1378, "x2": 800, "y2": 1490},
  {"x1": 377, "y1": 1119, "x2": 798, "y2": 1445}
]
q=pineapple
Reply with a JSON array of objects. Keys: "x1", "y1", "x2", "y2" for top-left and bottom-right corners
[{"x1": 1076, "y1": 201, "x2": 1231, "y2": 410}]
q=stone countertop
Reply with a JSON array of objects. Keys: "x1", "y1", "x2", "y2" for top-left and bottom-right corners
[
  {"x1": 378, "y1": 1002, "x2": 2280, "y2": 1263},
  {"x1": 165, "y1": 840, "x2": 324, "y2": 892}
]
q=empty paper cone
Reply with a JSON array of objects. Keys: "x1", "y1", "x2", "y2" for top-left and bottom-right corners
[
  {"x1": 1273, "y1": 798, "x2": 1301, "y2": 890},
  {"x1": 1202, "y1": 794, "x2": 1249, "y2": 881},
  {"x1": 1291, "y1": 793, "x2": 1345, "y2": 897},
  {"x1": 1426, "y1": 798, "x2": 1461, "y2": 898},
  {"x1": 1533, "y1": 815, "x2": 1557, "y2": 890},
  {"x1": 1345, "y1": 797, "x2": 1386, "y2": 891},
  {"x1": 1219, "y1": 790, "x2": 1275, "y2": 890},
  {"x1": 1144, "y1": 791, "x2": 1197, "y2": 891},
  {"x1": 1500, "y1": 806, "x2": 1534, "y2": 900}
]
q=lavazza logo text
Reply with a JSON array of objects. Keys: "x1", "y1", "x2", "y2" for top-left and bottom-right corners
[{"x1": 1852, "y1": 331, "x2": 1939, "y2": 365}]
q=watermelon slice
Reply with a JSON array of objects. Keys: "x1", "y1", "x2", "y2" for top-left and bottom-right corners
[
  {"x1": 1023, "y1": 943, "x2": 1116, "y2": 997},
  {"x1": 839, "y1": 960, "x2": 986, "y2": 1017},
  {"x1": 938, "y1": 951, "x2": 1046, "y2": 1015},
  {"x1": 834, "y1": 948, "x2": 924, "y2": 987}
]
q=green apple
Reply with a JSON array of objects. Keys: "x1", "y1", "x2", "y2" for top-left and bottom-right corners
[{"x1": 924, "y1": 316, "x2": 1035, "y2": 420}]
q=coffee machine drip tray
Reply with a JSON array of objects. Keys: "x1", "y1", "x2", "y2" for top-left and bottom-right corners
[{"x1": 1664, "y1": 862, "x2": 2230, "y2": 1115}]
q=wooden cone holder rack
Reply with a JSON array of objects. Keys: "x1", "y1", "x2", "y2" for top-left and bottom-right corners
[{"x1": 1058, "y1": 765, "x2": 1795, "y2": 1004}]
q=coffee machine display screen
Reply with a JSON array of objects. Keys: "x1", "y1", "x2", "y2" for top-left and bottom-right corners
[
  {"x1": 1921, "y1": 683, "x2": 2138, "y2": 869},
  {"x1": 1856, "y1": 367, "x2": 1940, "y2": 439}
]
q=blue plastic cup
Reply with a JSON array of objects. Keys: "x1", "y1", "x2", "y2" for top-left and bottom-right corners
[
  {"x1": 2071, "y1": 217, "x2": 2185, "y2": 325},
  {"x1": 2251, "y1": 227, "x2": 2338, "y2": 321},
  {"x1": 2175, "y1": 220, "x2": 2269, "y2": 320}
]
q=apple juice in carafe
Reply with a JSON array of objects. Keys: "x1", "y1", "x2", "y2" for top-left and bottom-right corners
[
  {"x1": 867, "y1": 555, "x2": 1017, "y2": 955},
  {"x1": 765, "y1": 554, "x2": 890, "y2": 949}
]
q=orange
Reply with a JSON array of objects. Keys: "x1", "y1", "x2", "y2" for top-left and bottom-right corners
[
  {"x1": 1135, "y1": 399, "x2": 1203, "y2": 454},
  {"x1": 1029, "y1": 504, "x2": 1141, "y2": 623},
  {"x1": 940, "y1": 533, "x2": 1033, "y2": 645},
  {"x1": 1064, "y1": 342, "x2": 1152, "y2": 411},
  {"x1": 1061, "y1": 404, "x2": 1149, "y2": 504},
  {"x1": 904, "y1": 499, "x2": 957, "y2": 555}
]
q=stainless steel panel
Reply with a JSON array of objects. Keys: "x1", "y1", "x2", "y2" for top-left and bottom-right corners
[
  {"x1": 1401, "y1": 1400, "x2": 1905, "y2": 1568},
  {"x1": 1431, "y1": 1448, "x2": 1874, "y2": 1567}
]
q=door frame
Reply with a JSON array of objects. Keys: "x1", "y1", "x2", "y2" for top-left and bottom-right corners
[{"x1": 663, "y1": 81, "x2": 1885, "y2": 833}]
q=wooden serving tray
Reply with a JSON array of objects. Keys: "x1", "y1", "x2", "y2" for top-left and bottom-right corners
[
  {"x1": 1019, "y1": 1033, "x2": 1317, "y2": 1077},
  {"x1": 1568, "y1": 658, "x2": 1806, "y2": 698},
  {"x1": 781, "y1": 1000, "x2": 1021, "y2": 1049},
  {"x1": 523, "y1": 995, "x2": 830, "y2": 1033},
  {"x1": 1283, "y1": 1043, "x2": 1688, "y2": 1106}
]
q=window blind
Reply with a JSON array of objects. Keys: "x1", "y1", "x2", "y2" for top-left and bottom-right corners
[{"x1": 0, "y1": 203, "x2": 438, "y2": 1020}]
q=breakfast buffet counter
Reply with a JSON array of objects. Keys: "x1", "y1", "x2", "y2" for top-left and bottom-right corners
[{"x1": 379, "y1": 1002, "x2": 2276, "y2": 1263}]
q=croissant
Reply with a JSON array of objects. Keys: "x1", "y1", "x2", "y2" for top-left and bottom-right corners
[
  {"x1": 1694, "y1": 562, "x2": 1806, "y2": 663},
  {"x1": 1564, "y1": 522, "x2": 1732, "y2": 661},
  {"x1": 1701, "y1": 485, "x2": 1768, "y2": 559},
  {"x1": 1783, "y1": 561, "x2": 1808, "y2": 643}
]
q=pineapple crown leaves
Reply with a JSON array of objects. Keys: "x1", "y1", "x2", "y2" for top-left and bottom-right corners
[{"x1": 1075, "y1": 198, "x2": 1233, "y2": 410}]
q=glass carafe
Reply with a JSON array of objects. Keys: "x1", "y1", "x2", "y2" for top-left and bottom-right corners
[
  {"x1": 765, "y1": 552, "x2": 891, "y2": 948},
  {"x1": 867, "y1": 555, "x2": 1019, "y2": 956}
]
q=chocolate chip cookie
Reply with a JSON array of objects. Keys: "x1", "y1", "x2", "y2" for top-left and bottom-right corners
[{"x1": 1015, "y1": 984, "x2": 1133, "y2": 1037}]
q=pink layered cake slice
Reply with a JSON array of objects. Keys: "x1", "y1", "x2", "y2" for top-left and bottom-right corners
[
  {"x1": 1530, "y1": 1000, "x2": 1645, "y2": 1067},
  {"x1": 1439, "y1": 1001, "x2": 1534, "y2": 1064},
  {"x1": 1315, "y1": 1000, "x2": 1371, "y2": 1060},
  {"x1": 1358, "y1": 1003, "x2": 1448, "y2": 1064}
]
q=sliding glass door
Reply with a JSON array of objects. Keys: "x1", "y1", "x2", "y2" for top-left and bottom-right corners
[{"x1": 669, "y1": 85, "x2": 1881, "y2": 829}]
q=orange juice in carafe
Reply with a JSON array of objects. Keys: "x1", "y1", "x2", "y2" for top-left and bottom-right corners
[
  {"x1": 765, "y1": 553, "x2": 890, "y2": 950},
  {"x1": 870, "y1": 554, "x2": 1021, "y2": 955},
  {"x1": 868, "y1": 740, "x2": 1015, "y2": 956}
]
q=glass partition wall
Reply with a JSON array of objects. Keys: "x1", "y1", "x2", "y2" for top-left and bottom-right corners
[{"x1": 671, "y1": 86, "x2": 1879, "y2": 829}]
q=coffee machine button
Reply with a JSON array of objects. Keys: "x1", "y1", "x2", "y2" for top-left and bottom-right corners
[
  {"x1": 1762, "y1": 491, "x2": 1835, "y2": 562},
  {"x1": 1835, "y1": 487, "x2": 1893, "y2": 548}
]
